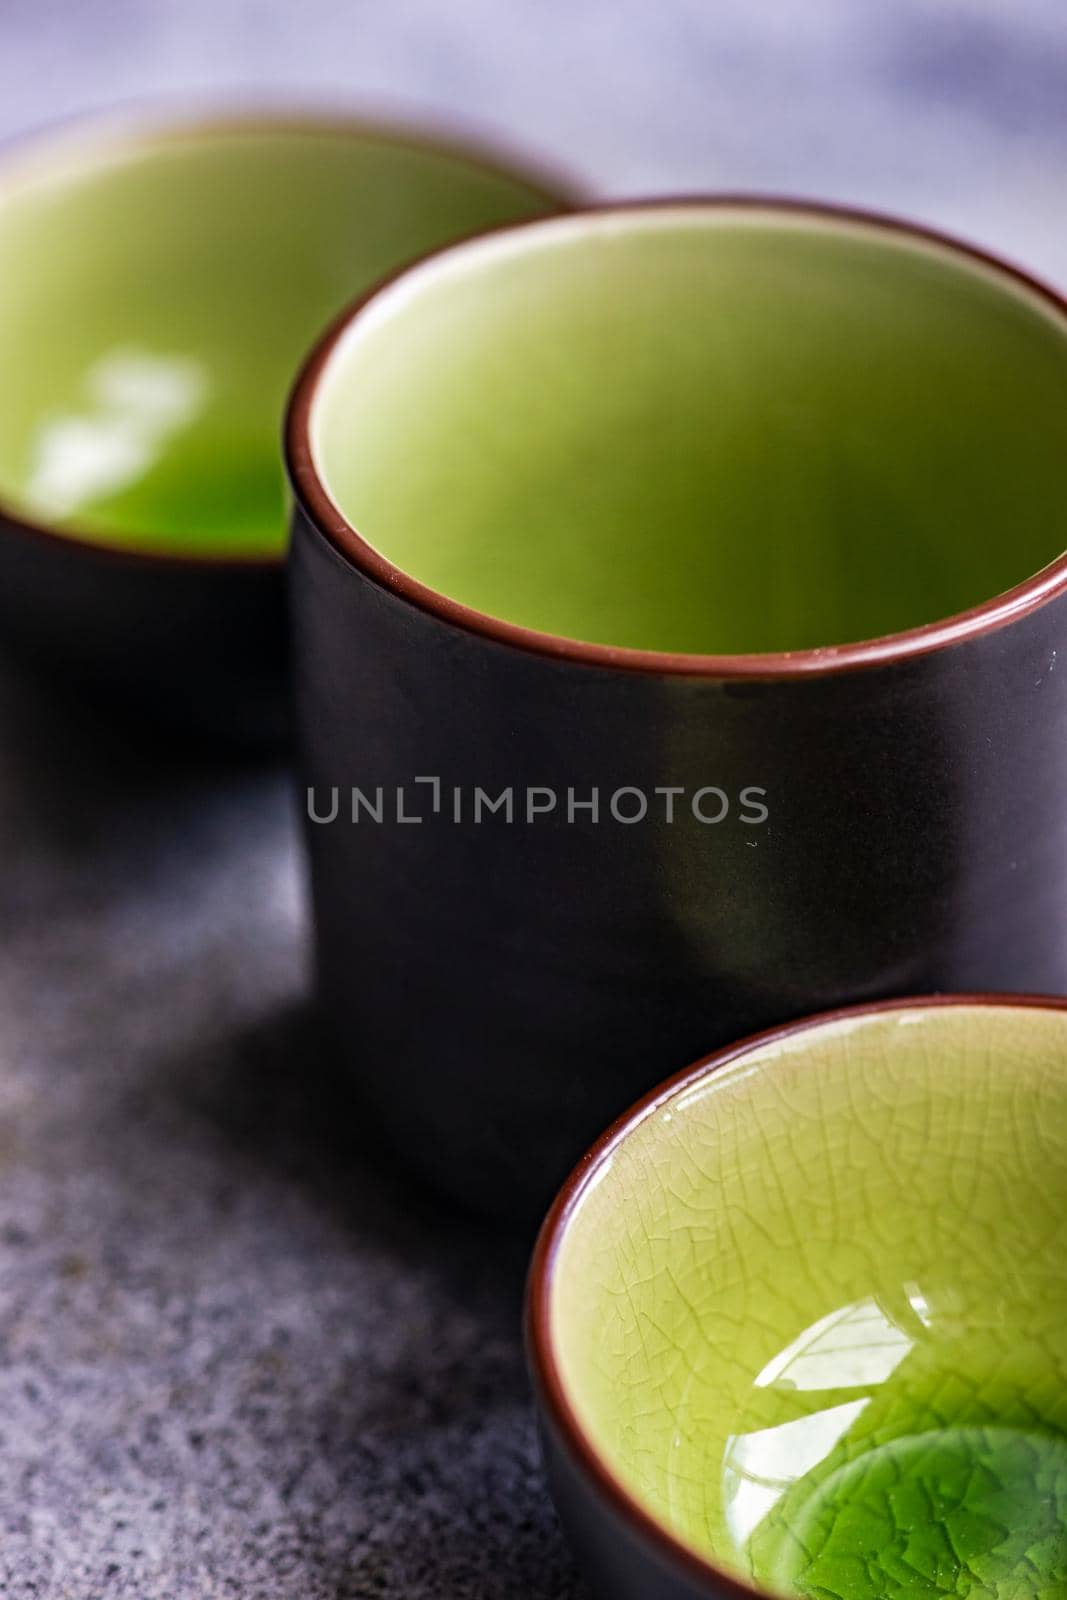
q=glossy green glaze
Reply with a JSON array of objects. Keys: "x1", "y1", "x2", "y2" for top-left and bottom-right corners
[
  {"x1": 313, "y1": 207, "x2": 1067, "y2": 654},
  {"x1": 0, "y1": 119, "x2": 558, "y2": 555},
  {"x1": 549, "y1": 1004, "x2": 1067, "y2": 1600}
]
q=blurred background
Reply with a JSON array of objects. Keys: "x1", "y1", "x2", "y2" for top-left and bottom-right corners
[{"x1": 5, "y1": 0, "x2": 1067, "y2": 287}]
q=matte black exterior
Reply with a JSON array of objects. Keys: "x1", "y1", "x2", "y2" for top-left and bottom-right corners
[
  {"x1": 290, "y1": 500, "x2": 1067, "y2": 1216},
  {"x1": 0, "y1": 515, "x2": 287, "y2": 745}
]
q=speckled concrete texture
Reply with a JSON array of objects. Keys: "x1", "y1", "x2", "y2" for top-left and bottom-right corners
[
  {"x1": 0, "y1": 2, "x2": 1065, "y2": 1593},
  {"x1": 0, "y1": 667, "x2": 589, "y2": 1597}
]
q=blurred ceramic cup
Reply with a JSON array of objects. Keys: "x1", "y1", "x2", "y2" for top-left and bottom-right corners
[
  {"x1": 286, "y1": 199, "x2": 1067, "y2": 1213},
  {"x1": 0, "y1": 107, "x2": 568, "y2": 744}
]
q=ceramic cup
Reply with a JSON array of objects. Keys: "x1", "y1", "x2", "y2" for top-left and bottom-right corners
[
  {"x1": 0, "y1": 107, "x2": 566, "y2": 742},
  {"x1": 287, "y1": 201, "x2": 1067, "y2": 1213},
  {"x1": 527, "y1": 994, "x2": 1067, "y2": 1600}
]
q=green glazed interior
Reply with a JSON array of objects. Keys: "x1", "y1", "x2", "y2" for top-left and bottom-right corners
[
  {"x1": 313, "y1": 207, "x2": 1067, "y2": 654},
  {"x1": 548, "y1": 1003, "x2": 1067, "y2": 1600},
  {"x1": 0, "y1": 119, "x2": 558, "y2": 555}
]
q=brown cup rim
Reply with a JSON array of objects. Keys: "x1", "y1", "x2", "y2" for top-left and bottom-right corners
[
  {"x1": 525, "y1": 991, "x2": 1067, "y2": 1599},
  {"x1": 0, "y1": 97, "x2": 577, "y2": 574},
  {"x1": 286, "y1": 195, "x2": 1067, "y2": 680}
]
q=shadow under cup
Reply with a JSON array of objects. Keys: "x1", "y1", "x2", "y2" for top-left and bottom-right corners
[{"x1": 288, "y1": 202, "x2": 1067, "y2": 1215}]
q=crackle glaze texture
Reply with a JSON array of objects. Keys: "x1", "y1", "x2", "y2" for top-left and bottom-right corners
[{"x1": 550, "y1": 1006, "x2": 1067, "y2": 1600}]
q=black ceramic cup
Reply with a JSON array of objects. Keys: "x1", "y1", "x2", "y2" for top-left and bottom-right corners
[
  {"x1": 286, "y1": 200, "x2": 1067, "y2": 1215},
  {"x1": 0, "y1": 106, "x2": 567, "y2": 744}
]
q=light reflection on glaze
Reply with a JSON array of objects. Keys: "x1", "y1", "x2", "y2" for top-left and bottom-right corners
[
  {"x1": 25, "y1": 348, "x2": 207, "y2": 519},
  {"x1": 721, "y1": 1296, "x2": 917, "y2": 1552},
  {"x1": 710, "y1": 1290, "x2": 1067, "y2": 1600},
  {"x1": 550, "y1": 1006, "x2": 1067, "y2": 1600}
]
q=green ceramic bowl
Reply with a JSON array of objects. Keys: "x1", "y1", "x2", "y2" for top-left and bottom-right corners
[
  {"x1": 528, "y1": 996, "x2": 1067, "y2": 1600},
  {"x1": 0, "y1": 107, "x2": 567, "y2": 740}
]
